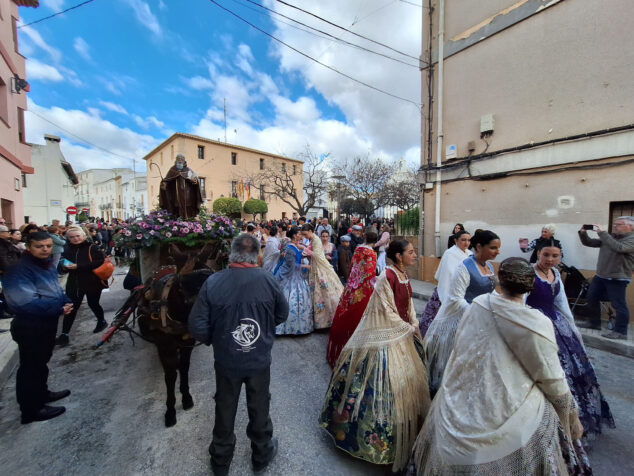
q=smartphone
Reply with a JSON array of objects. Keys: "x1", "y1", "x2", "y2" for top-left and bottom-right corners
[
  {"x1": 61, "y1": 258, "x2": 74, "y2": 267},
  {"x1": 582, "y1": 224, "x2": 594, "y2": 230}
]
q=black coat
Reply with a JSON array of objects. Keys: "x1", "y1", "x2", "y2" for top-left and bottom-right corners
[
  {"x1": 0, "y1": 238, "x2": 22, "y2": 274},
  {"x1": 62, "y1": 240, "x2": 105, "y2": 298}
]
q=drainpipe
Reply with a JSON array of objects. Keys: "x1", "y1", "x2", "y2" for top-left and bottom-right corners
[{"x1": 434, "y1": 0, "x2": 445, "y2": 256}]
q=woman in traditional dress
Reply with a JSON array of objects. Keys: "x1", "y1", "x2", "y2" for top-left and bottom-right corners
[
  {"x1": 419, "y1": 230, "x2": 472, "y2": 337},
  {"x1": 261, "y1": 225, "x2": 280, "y2": 273},
  {"x1": 374, "y1": 223, "x2": 391, "y2": 274},
  {"x1": 326, "y1": 228, "x2": 378, "y2": 368},
  {"x1": 412, "y1": 258, "x2": 590, "y2": 476},
  {"x1": 274, "y1": 227, "x2": 313, "y2": 335},
  {"x1": 424, "y1": 230, "x2": 500, "y2": 395},
  {"x1": 526, "y1": 241, "x2": 614, "y2": 441},
  {"x1": 320, "y1": 229, "x2": 337, "y2": 270},
  {"x1": 301, "y1": 224, "x2": 344, "y2": 329},
  {"x1": 319, "y1": 240, "x2": 430, "y2": 473}
]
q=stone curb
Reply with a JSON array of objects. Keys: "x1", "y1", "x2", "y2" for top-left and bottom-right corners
[{"x1": 0, "y1": 321, "x2": 18, "y2": 391}]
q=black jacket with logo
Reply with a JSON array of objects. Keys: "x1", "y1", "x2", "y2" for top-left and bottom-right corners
[{"x1": 188, "y1": 266, "x2": 288, "y2": 377}]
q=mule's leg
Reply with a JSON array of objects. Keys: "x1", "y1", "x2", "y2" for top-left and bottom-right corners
[
  {"x1": 156, "y1": 339, "x2": 179, "y2": 427},
  {"x1": 179, "y1": 343, "x2": 194, "y2": 410}
]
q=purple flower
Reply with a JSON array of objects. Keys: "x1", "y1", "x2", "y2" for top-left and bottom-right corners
[
  {"x1": 182, "y1": 227, "x2": 190, "y2": 234},
  {"x1": 136, "y1": 233, "x2": 143, "y2": 240},
  {"x1": 165, "y1": 232, "x2": 172, "y2": 238},
  {"x1": 172, "y1": 226, "x2": 178, "y2": 232}
]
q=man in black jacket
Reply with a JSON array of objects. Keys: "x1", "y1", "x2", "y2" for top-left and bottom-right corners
[{"x1": 189, "y1": 233, "x2": 288, "y2": 476}]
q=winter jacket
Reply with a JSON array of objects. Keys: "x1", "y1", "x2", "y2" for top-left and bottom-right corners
[
  {"x1": 61, "y1": 240, "x2": 106, "y2": 299},
  {"x1": 579, "y1": 230, "x2": 634, "y2": 279},
  {"x1": 3, "y1": 253, "x2": 70, "y2": 325},
  {"x1": 0, "y1": 238, "x2": 22, "y2": 274},
  {"x1": 188, "y1": 266, "x2": 289, "y2": 377},
  {"x1": 49, "y1": 233, "x2": 66, "y2": 255}
]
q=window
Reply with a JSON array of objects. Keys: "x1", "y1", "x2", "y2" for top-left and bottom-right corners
[
  {"x1": 0, "y1": 77, "x2": 8, "y2": 124},
  {"x1": 609, "y1": 201, "x2": 634, "y2": 229},
  {"x1": 231, "y1": 152, "x2": 237, "y2": 165},
  {"x1": 21, "y1": 173, "x2": 26, "y2": 188},
  {"x1": 259, "y1": 158, "x2": 264, "y2": 170},
  {"x1": 259, "y1": 184, "x2": 264, "y2": 200},
  {"x1": 17, "y1": 107, "x2": 25, "y2": 143},
  {"x1": 197, "y1": 145, "x2": 205, "y2": 160},
  {"x1": 281, "y1": 163, "x2": 286, "y2": 173},
  {"x1": 231, "y1": 181, "x2": 237, "y2": 197},
  {"x1": 292, "y1": 165, "x2": 296, "y2": 175},
  {"x1": 199, "y1": 177, "x2": 206, "y2": 199}
]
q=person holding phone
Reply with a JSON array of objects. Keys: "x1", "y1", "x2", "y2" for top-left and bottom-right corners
[
  {"x1": 577, "y1": 217, "x2": 634, "y2": 340},
  {"x1": 518, "y1": 224, "x2": 563, "y2": 263},
  {"x1": 55, "y1": 226, "x2": 108, "y2": 346}
]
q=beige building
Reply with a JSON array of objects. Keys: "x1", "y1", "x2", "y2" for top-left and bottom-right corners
[
  {"x1": 0, "y1": 0, "x2": 38, "y2": 227},
  {"x1": 419, "y1": 0, "x2": 634, "y2": 306},
  {"x1": 143, "y1": 133, "x2": 303, "y2": 220},
  {"x1": 23, "y1": 135, "x2": 78, "y2": 224},
  {"x1": 75, "y1": 168, "x2": 137, "y2": 220}
]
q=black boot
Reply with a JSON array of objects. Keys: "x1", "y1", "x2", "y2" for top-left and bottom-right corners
[
  {"x1": 93, "y1": 320, "x2": 108, "y2": 333},
  {"x1": 21, "y1": 405, "x2": 66, "y2": 424}
]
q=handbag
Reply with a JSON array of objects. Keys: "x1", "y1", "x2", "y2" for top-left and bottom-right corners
[{"x1": 89, "y1": 245, "x2": 115, "y2": 281}]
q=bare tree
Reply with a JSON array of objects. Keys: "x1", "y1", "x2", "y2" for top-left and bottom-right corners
[
  {"x1": 385, "y1": 165, "x2": 419, "y2": 210},
  {"x1": 336, "y1": 156, "x2": 396, "y2": 218},
  {"x1": 245, "y1": 145, "x2": 329, "y2": 217}
]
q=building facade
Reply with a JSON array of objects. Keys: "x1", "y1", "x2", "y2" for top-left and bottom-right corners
[
  {"x1": 23, "y1": 134, "x2": 78, "y2": 224},
  {"x1": 418, "y1": 0, "x2": 634, "y2": 306},
  {"x1": 0, "y1": 0, "x2": 38, "y2": 227},
  {"x1": 143, "y1": 133, "x2": 303, "y2": 220},
  {"x1": 121, "y1": 174, "x2": 147, "y2": 219},
  {"x1": 75, "y1": 168, "x2": 136, "y2": 220}
]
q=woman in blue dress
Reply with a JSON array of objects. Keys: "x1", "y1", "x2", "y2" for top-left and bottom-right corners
[
  {"x1": 526, "y1": 241, "x2": 615, "y2": 441},
  {"x1": 274, "y1": 226, "x2": 314, "y2": 335},
  {"x1": 424, "y1": 230, "x2": 500, "y2": 395}
]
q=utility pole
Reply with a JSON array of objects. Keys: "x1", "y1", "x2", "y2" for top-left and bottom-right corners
[{"x1": 223, "y1": 98, "x2": 227, "y2": 143}]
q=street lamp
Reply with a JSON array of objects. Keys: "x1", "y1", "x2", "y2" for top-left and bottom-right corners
[{"x1": 331, "y1": 175, "x2": 345, "y2": 222}]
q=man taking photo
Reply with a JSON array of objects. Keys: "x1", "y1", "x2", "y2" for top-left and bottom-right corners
[{"x1": 577, "y1": 216, "x2": 634, "y2": 340}]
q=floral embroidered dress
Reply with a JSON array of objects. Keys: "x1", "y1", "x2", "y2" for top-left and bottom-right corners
[
  {"x1": 307, "y1": 234, "x2": 344, "y2": 329},
  {"x1": 274, "y1": 244, "x2": 314, "y2": 335},
  {"x1": 326, "y1": 245, "x2": 377, "y2": 367},
  {"x1": 526, "y1": 268, "x2": 615, "y2": 440},
  {"x1": 319, "y1": 266, "x2": 430, "y2": 472}
]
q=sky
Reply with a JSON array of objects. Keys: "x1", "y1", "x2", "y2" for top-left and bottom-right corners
[{"x1": 19, "y1": 0, "x2": 423, "y2": 173}]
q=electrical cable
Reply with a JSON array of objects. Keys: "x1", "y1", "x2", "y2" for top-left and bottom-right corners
[
  {"x1": 273, "y1": 0, "x2": 419, "y2": 61},
  {"x1": 208, "y1": 0, "x2": 421, "y2": 107},
  {"x1": 399, "y1": 0, "x2": 423, "y2": 7},
  {"x1": 27, "y1": 108, "x2": 139, "y2": 163},
  {"x1": 18, "y1": 0, "x2": 97, "y2": 29},
  {"x1": 234, "y1": 0, "x2": 419, "y2": 68}
]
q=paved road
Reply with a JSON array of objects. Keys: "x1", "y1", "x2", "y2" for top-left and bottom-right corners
[{"x1": 0, "y1": 281, "x2": 632, "y2": 475}]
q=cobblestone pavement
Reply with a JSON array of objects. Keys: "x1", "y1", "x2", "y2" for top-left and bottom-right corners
[{"x1": 0, "y1": 282, "x2": 631, "y2": 475}]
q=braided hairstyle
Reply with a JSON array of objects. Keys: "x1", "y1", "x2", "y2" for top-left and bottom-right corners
[{"x1": 498, "y1": 257, "x2": 535, "y2": 294}]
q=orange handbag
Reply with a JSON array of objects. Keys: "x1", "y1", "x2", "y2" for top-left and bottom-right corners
[{"x1": 89, "y1": 245, "x2": 115, "y2": 281}]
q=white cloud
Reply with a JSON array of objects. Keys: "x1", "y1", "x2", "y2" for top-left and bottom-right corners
[
  {"x1": 158, "y1": 0, "x2": 167, "y2": 11},
  {"x1": 133, "y1": 114, "x2": 165, "y2": 130},
  {"x1": 19, "y1": 25, "x2": 62, "y2": 63},
  {"x1": 125, "y1": 0, "x2": 162, "y2": 37},
  {"x1": 42, "y1": 0, "x2": 65, "y2": 11},
  {"x1": 99, "y1": 101, "x2": 128, "y2": 115},
  {"x1": 26, "y1": 99, "x2": 159, "y2": 172},
  {"x1": 184, "y1": 76, "x2": 214, "y2": 90},
  {"x1": 26, "y1": 59, "x2": 64, "y2": 82},
  {"x1": 73, "y1": 37, "x2": 91, "y2": 61},
  {"x1": 271, "y1": 95, "x2": 320, "y2": 125}
]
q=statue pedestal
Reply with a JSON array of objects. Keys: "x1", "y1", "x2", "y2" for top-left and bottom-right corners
[{"x1": 139, "y1": 244, "x2": 161, "y2": 282}]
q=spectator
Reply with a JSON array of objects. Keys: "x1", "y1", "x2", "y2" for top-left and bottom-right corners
[
  {"x1": 188, "y1": 234, "x2": 288, "y2": 476},
  {"x1": 447, "y1": 223, "x2": 465, "y2": 249},
  {"x1": 4, "y1": 231, "x2": 73, "y2": 424},
  {"x1": 316, "y1": 218, "x2": 333, "y2": 242},
  {"x1": 519, "y1": 224, "x2": 562, "y2": 263},
  {"x1": 56, "y1": 226, "x2": 108, "y2": 346},
  {"x1": 374, "y1": 223, "x2": 391, "y2": 274},
  {"x1": 47, "y1": 226, "x2": 66, "y2": 269},
  {"x1": 0, "y1": 225, "x2": 21, "y2": 274},
  {"x1": 577, "y1": 217, "x2": 634, "y2": 340},
  {"x1": 347, "y1": 225, "x2": 364, "y2": 253},
  {"x1": 336, "y1": 235, "x2": 352, "y2": 284},
  {"x1": 9, "y1": 229, "x2": 26, "y2": 251}
]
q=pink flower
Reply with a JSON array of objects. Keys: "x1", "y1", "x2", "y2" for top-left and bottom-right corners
[
  {"x1": 182, "y1": 227, "x2": 190, "y2": 234},
  {"x1": 136, "y1": 233, "x2": 143, "y2": 239},
  {"x1": 165, "y1": 232, "x2": 172, "y2": 238},
  {"x1": 172, "y1": 226, "x2": 178, "y2": 232}
]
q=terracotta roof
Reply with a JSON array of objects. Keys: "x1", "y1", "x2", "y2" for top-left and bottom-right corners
[
  {"x1": 12, "y1": 1, "x2": 39, "y2": 7},
  {"x1": 142, "y1": 132, "x2": 303, "y2": 164}
]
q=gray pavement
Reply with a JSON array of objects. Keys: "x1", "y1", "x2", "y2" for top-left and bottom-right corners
[{"x1": 0, "y1": 279, "x2": 632, "y2": 475}]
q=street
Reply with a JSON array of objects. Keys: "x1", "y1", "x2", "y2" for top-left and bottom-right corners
[{"x1": 0, "y1": 278, "x2": 632, "y2": 476}]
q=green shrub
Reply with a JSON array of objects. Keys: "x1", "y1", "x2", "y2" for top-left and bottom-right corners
[
  {"x1": 243, "y1": 199, "x2": 268, "y2": 218},
  {"x1": 212, "y1": 197, "x2": 242, "y2": 217}
]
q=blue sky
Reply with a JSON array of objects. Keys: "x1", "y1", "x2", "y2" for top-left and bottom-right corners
[{"x1": 19, "y1": 0, "x2": 422, "y2": 172}]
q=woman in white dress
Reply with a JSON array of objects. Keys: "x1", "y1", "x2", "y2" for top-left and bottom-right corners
[
  {"x1": 301, "y1": 224, "x2": 344, "y2": 329},
  {"x1": 374, "y1": 223, "x2": 391, "y2": 274},
  {"x1": 261, "y1": 225, "x2": 280, "y2": 273}
]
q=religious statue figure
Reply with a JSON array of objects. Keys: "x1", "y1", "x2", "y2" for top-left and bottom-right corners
[{"x1": 158, "y1": 154, "x2": 203, "y2": 219}]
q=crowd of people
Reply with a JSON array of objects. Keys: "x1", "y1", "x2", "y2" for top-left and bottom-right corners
[{"x1": 1, "y1": 209, "x2": 632, "y2": 476}]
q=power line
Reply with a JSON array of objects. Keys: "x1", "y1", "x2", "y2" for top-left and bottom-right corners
[
  {"x1": 18, "y1": 0, "x2": 97, "y2": 29},
  {"x1": 235, "y1": 0, "x2": 418, "y2": 68},
  {"x1": 27, "y1": 109, "x2": 138, "y2": 163},
  {"x1": 399, "y1": 0, "x2": 423, "y2": 6},
  {"x1": 273, "y1": 0, "x2": 418, "y2": 61},
  {"x1": 209, "y1": 0, "x2": 420, "y2": 107}
]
